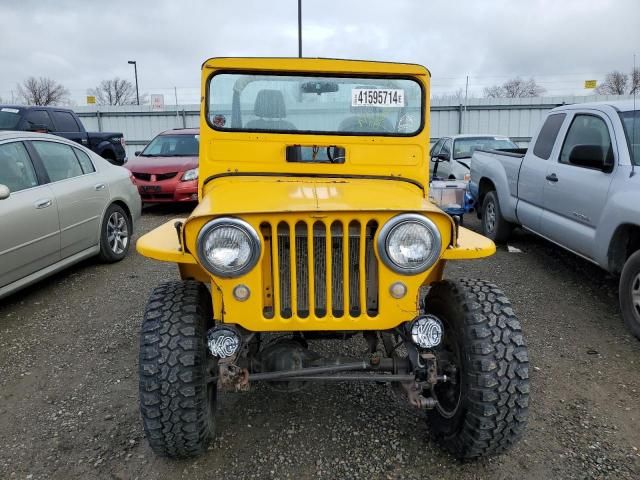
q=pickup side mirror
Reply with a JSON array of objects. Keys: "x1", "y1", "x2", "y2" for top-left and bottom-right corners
[
  {"x1": 0, "y1": 184, "x2": 10, "y2": 200},
  {"x1": 27, "y1": 123, "x2": 50, "y2": 133},
  {"x1": 134, "y1": 151, "x2": 141, "y2": 156},
  {"x1": 569, "y1": 144, "x2": 612, "y2": 171},
  {"x1": 435, "y1": 152, "x2": 450, "y2": 162}
]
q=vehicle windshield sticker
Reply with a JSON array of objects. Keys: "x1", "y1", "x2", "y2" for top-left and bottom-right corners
[
  {"x1": 1, "y1": 108, "x2": 19, "y2": 113},
  {"x1": 212, "y1": 114, "x2": 226, "y2": 127},
  {"x1": 351, "y1": 88, "x2": 404, "y2": 107}
]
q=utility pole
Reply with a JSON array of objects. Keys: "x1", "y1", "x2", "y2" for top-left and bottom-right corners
[
  {"x1": 464, "y1": 75, "x2": 469, "y2": 133},
  {"x1": 128, "y1": 60, "x2": 140, "y2": 105},
  {"x1": 174, "y1": 86, "x2": 179, "y2": 122},
  {"x1": 298, "y1": 0, "x2": 302, "y2": 58}
]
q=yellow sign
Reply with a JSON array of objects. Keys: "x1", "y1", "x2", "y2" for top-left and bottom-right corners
[
  {"x1": 86, "y1": 95, "x2": 96, "y2": 104},
  {"x1": 584, "y1": 80, "x2": 597, "y2": 89}
]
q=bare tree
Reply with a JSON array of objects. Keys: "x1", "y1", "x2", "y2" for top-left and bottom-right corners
[
  {"x1": 88, "y1": 77, "x2": 139, "y2": 105},
  {"x1": 16, "y1": 77, "x2": 69, "y2": 106},
  {"x1": 595, "y1": 70, "x2": 629, "y2": 95},
  {"x1": 631, "y1": 67, "x2": 640, "y2": 95},
  {"x1": 484, "y1": 77, "x2": 546, "y2": 98},
  {"x1": 483, "y1": 85, "x2": 504, "y2": 98}
]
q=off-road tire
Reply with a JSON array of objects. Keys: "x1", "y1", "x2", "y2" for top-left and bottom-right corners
[
  {"x1": 425, "y1": 279, "x2": 529, "y2": 459},
  {"x1": 98, "y1": 203, "x2": 131, "y2": 263},
  {"x1": 481, "y1": 191, "x2": 512, "y2": 243},
  {"x1": 138, "y1": 280, "x2": 216, "y2": 457},
  {"x1": 620, "y1": 250, "x2": 640, "y2": 339}
]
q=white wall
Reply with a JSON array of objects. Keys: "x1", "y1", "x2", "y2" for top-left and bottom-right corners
[{"x1": 75, "y1": 95, "x2": 635, "y2": 158}]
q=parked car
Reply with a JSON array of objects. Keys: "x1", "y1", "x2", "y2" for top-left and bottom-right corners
[
  {"x1": 0, "y1": 131, "x2": 141, "y2": 300},
  {"x1": 0, "y1": 105, "x2": 127, "y2": 165},
  {"x1": 135, "y1": 57, "x2": 529, "y2": 460},
  {"x1": 430, "y1": 134, "x2": 518, "y2": 180},
  {"x1": 470, "y1": 101, "x2": 640, "y2": 338},
  {"x1": 125, "y1": 128, "x2": 199, "y2": 203}
]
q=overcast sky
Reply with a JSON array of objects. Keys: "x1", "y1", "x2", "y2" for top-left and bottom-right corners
[{"x1": 1, "y1": 0, "x2": 638, "y2": 104}]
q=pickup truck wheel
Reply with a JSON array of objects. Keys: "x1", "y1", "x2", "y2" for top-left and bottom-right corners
[
  {"x1": 425, "y1": 279, "x2": 529, "y2": 459},
  {"x1": 98, "y1": 204, "x2": 131, "y2": 263},
  {"x1": 620, "y1": 250, "x2": 640, "y2": 339},
  {"x1": 139, "y1": 280, "x2": 217, "y2": 458},
  {"x1": 481, "y1": 191, "x2": 512, "y2": 243}
]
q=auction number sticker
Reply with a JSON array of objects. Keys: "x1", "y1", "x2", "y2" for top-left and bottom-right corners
[{"x1": 351, "y1": 88, "x2": 404, "y2": 107}]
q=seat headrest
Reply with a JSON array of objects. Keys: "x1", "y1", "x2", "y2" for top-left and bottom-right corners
[{"x1": 254, "y1": 89, "x2": 287, "y2": 119}]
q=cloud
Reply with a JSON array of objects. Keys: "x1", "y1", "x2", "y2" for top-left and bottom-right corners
[{"x1": 0, "y1": 0, "x2": 638, "y2": 103}]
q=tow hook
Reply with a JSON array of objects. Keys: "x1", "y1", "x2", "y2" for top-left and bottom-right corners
[{"x1": 218, "y1": 364, "x2": 249, "y2": 392}]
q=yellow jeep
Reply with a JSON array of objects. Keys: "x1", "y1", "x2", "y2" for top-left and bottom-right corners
[{"x1": 137, "y1": 57, "x2": 529, "y2": 460}]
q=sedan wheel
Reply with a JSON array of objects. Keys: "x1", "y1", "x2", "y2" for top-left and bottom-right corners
[
  {"x1": 107, "y1": 211, "x2": 129, "y2": 255},
  {"x1": 99, "y1": 204, "x2": 131, "y2": 263}
]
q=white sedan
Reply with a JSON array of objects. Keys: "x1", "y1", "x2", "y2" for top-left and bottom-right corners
[
  {"x1": 429, "y1": 134, "x2": 519, "y2": 180},
  {"x1": 0, "y1": 131, "x2": 141, "y2": 300}
]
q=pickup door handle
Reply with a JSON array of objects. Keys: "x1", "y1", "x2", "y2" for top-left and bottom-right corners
[
  {"x1": 94, "y1": 183, "x2": 106, "y2": 191},
  {"x1": 546, "y1": 173, "x2": 559, "y2": 182},
  {"x1": 34, "y1": 199, "x2": 52, "y2": 209}
]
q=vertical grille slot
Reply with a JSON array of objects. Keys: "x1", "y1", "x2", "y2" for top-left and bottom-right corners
[
  {"x1": 348, "y1": 221, "x2": 361, "y2": 316},
  {"x1": 313, "y1": 222, "x2": 327, "y2": 317},
  {"x1": 277, "y1": 222, "x2": 292, "y2": 318},
  {"x1": 269, "y1": 218, "x2": 378, "y2": 319},
  {"x1": 365, "y1": 221, "x2": 379, "y2": 315},
  {"x1": 295, "y1": 222, "x2": 309, "y2": 318},
  {"x1": 331, "y1": 221, "x2": 344, "y2": 317}
]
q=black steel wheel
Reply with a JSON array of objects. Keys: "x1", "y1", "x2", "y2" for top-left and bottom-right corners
[
  {"x1": 425, "y1": 279, "x2": 529, "y2": 459},
  {"x1": 138, "y1": 280, "x2": 217, "y2": 457}
]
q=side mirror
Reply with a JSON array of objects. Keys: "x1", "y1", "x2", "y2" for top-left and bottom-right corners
[
  {"x1": 27, "y1": 123, "x2": 50, "y2": 133},
  {"x1": 134, "y1": 151, "x2": 141, "y2": 156},
  {"x1": 435, "y1": 152, "x2": 450, "y2": 162},
  {"x1": 0, "y1": 184, "x2": 10, "y2": 200},
  {"x1": 569, "y1": 144, "x2": 611, "y2": 170}
]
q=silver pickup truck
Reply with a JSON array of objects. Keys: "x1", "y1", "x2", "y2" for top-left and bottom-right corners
[{"x1": 469, "y1": 101, "x2": 640, "y2": 338}]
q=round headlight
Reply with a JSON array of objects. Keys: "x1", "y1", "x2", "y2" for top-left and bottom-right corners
[
  {"x1": 197, "y1": 218, "x2": 261, "y2": 277},
  {"x1": 378, "y1": 214, "x2": 441, "y2": 274}
]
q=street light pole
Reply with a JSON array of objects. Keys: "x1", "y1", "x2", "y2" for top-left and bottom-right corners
[
  {"x1": 298, "y1": 0, "x2": 302, "y2": 58},
  {"x1": 128, "y1": 60, "x2": 140, "y2": 105}
]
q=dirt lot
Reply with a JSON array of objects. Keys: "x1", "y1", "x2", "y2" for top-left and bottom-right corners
[{"x1": 1, "y1": 206, "x2": 639, "y2": 480}]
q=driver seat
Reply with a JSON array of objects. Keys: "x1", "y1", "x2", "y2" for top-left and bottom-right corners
[{"x1": 245, "y1": 90, "x2": 296, "y2": 131}]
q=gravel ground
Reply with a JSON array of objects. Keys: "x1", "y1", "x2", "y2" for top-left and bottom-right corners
[{"x1": 1, "y1": 205, "x2": 639, "y2": 480}]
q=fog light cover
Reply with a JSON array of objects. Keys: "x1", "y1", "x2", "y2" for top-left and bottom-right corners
[
  {"x1": 207, "y1": 326, "x2": 241, "y2": 359},
  {"x1": 410, "y1": 315, "x2": 443, "y2": 349}
]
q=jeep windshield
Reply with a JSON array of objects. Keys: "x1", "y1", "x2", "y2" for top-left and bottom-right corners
[{"x1": 207, "y1": 73, "x2": 423, "y2": 136}]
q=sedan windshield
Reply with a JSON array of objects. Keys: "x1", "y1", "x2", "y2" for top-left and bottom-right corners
[
  {"x1": 620, "y1": 110, "x2": 640, "y2": 166},
  {"x1": 453, "y1": 137, "x2": 518, "y2": 160},
  {"x1": 140, "y1": 134, "x2": 199, "y2": 157},
  {"x1": 0, "y1": 108, "x2": 22, "y2": 129},
  {"x1": 208, "y1": 73, "x2": 423, "y2": 136}
]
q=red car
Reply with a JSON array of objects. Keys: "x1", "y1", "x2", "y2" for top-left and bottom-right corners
[{"x1": 126, "y1": 128, "x2": 199, "y2": 203}]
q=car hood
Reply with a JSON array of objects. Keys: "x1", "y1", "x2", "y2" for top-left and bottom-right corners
[
  {"x1": 192, "y1": 176, "x2": 442, "y2": 216},
  {"x1": 126, "y1": 155, "x2": 198, "y2": 173}
]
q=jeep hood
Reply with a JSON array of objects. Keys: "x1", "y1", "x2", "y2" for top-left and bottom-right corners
[{"x1": 191, "y1": 176, "x2": 440, "y2": 216}]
